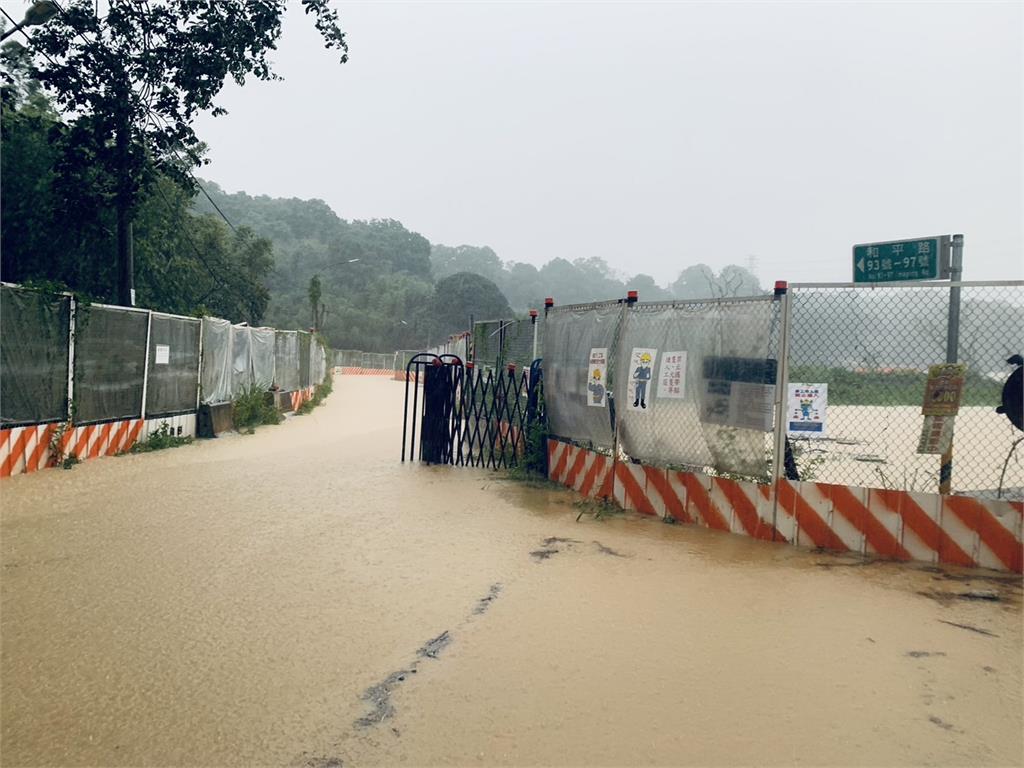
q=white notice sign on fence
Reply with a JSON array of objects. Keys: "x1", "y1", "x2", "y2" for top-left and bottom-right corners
[
  {"x1": 154, "y1": 344, "x2": 170, "y2": 365},
  {"x1": 657, "y1": 351, "x2": 687, "y2": 399},
  {"x1": 787, "y1": 383, "x2": 828, "y2": 437}
]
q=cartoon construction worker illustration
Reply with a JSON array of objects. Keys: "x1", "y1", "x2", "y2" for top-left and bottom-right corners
[
  {"x1": 799, "y1": 397, "x2": 814, "y2": 420},
  {"x1": 588, "y1": 367, "x2": 605, "y2": 405},
  {"x1": 632, "y1": 352, "x2": 652, "y2": 409}
]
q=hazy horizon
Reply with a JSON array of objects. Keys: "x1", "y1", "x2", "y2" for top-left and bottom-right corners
[{"x1": 22, "y1": 0, "x2": 1016, "y2": 286}]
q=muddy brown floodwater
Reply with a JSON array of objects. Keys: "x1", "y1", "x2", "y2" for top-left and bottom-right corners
[{"x1": 2, "y1": 376, "x2": 1022, "y2": 767}]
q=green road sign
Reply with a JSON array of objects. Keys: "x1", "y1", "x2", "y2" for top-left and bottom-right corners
[{"x1": 853, "y1": 235, "x2": 951, "y2": 283}]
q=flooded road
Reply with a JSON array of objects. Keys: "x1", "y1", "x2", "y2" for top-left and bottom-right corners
[{"x1": 2, "y1": 376, "x2": 1021, "y2": 767}]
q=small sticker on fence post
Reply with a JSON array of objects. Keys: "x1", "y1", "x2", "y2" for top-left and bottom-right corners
[
  {"x1": 922, "y1": 363, "x2": 967, "y2": 416},
  {"x1": 587, "y1": 348, "x2": 607, "y2": 408},
  {"x1": 627, "y1": 347, "x2": 657, "y2": 411},
  {"x1": 787, "y1": 383, "x2": 828, "y2": 437},
  {"x1": 917, "y1": 414, "x2": 954, "y2": 454},
  {"x1": 154, "y1": 344, "x2": 170, "y2": 365},
  {"x1": 657, "y1": 351, "x2": 687, "y2": 399}
]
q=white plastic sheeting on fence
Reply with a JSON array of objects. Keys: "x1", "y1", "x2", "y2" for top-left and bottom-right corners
[
  {"x1": 200, "y1": 318, "x2": 233, "y2": 405},
  {"x1": 274, "y1": 331, "x2": 300, "y2": 392},
  {"x1": 615, "y1": 298, "x2": 778, "y2": 479},
  {"x1": 543, "y1": 302, "x2": 623, "y2": 451},
  {"x1": 310, "y1": 341, "x2": 327, "y2": 385},
  {"x1": 251, "y1": 328, "x2": 276, "y2": 390},
  {"x1": 231, "y1": 324, "x2": 253, "y2": 396}
]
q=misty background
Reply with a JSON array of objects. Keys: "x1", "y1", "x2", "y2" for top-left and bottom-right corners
[
  {"x1": 193, "y1": 1, "x2": 1022, "y2": 285},
  {"x1": 2, "y1": 0, "x2": 1021, "y2": 353}
]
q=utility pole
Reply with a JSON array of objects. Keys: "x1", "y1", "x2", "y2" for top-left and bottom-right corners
[
  {"x1": 115, "y1": 83, "x2": 135, "y2": 306},
  {"x1": 938, "y1": 234, "x2": 964, "y2": 494}
]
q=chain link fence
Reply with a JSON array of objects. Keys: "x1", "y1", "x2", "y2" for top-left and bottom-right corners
[
  {"x1": 0, "y1": 286, "x2": 70, "y2": 424},
  {"x1": 470, "y1": 317, "x2": 542, "y2": 371},
  {"x1": 1, "y1": 284, "x2": 328, "y2": 425},
  {"x1": 538, "y1": 281, "x2": 1021, "y2": 500},
  {"x1": 543, "y1": 301, "x2": 624, "y2": 452},
  {"x1": 616, "y1": 296, "x2": 781, "y2": 480},
  {"x1": 787, "y1": 282, "x2": 1023, "y2": 499},
  {"x1": 331, "y1": 349, "x2": 393, "y2": 369}
]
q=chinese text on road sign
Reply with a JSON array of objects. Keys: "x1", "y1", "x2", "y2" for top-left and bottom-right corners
[{"x1": 853, "y1": 236, "x2": 950, "y2": 283}]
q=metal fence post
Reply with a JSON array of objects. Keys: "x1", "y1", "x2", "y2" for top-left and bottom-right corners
[
  {"x1": 140, "y1": 310, "x2": 153, "y2": 421},
  {"x1": 530, "y1": 309, "x2": 539, "y2": 362},
  {"x1": 66, "y1": 295, "x2": 76, "y2": 424},
  {"x1": 939, "y1": 234, "x2": 964, "y2": 494},
  {"x1": 609, "y1": 295, "x2": 634, "y2": 468},
  {"x1": 195, "y1": 318, "x2": 204, "y2": 411},
  {"x1": 770, "y1": 282, "x2": 793, "y2": 537}
]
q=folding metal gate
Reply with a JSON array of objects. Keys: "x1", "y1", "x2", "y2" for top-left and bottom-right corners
[{"x1": 401, "y1": 354, "x2": 544, "y2": 470}]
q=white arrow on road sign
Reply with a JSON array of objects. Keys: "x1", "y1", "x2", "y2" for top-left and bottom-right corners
[{"x1": 856, "y1": 257, "x2": 865, "y2": 273}]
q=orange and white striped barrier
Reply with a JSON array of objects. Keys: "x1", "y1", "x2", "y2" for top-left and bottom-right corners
[
  {"x1": 341, "y1": 366, "x2": 392, "y2": 376},
  {"x1": 1, "y1": 422, "x2": 63, "y2": 477},
  {"x1": 547, "y1": 440, "x2": 613, "y2": 499},
  {"x1": 1, "y1": 418, "x2": 147, "y2": 477},
  {"x1": 289, "y1": 386, "x2": 316, "y2": 411},
  {"x1": 546, "y1": 439, "x2": 1024, "y2": 573}
]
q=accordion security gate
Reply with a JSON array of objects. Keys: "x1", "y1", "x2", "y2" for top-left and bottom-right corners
[{"x1": 401, "y1": 355, "x2": 543, "y2": 470}]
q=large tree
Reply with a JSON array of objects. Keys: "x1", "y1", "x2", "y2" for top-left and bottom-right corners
[
  {"x1": 429, "y1": 272, "x2": 513, "y2": 339},
  {"x1": 1, "y1": 65, "x2": 274, "y2": 323},
  {"x1": 10, "y1": 0, "x2": 347, "y2": 305}
]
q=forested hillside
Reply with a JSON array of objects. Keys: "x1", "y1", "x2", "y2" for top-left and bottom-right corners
[
  {"x1": 2, "y1": 36, "x2": 765, "y2": 354},
  {"x1": 193, "y1": 183, "x2": 766, "y2": 351}
]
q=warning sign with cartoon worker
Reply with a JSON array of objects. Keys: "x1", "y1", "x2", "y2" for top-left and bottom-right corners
[
  {"x1": 627, "y1": 347, "x2": 657, "y2": 411},
  {"x1": 787, "y1": 383, "x2": 828, "y2": 437},
  {"x1": 587, "y1": 347, "x2": 608, "y2": 408}
]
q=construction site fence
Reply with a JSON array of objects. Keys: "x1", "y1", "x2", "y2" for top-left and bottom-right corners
[
  {"x1": 536, "y1": 281, "x2": 1022, "y2": 501},
  {"x1": 332, "y1": 349, "x2": 392, "y2": 370},
  {"x1": 1, "y1": 283, "x2": 329, "y2": 427}
]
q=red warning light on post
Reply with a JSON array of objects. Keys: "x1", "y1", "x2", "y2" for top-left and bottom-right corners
[
  {"x1": 528, "y1": 309, "x2": 538, "y2": 318},
  {"x1": 774, "y1": 280, "x2": 788, "y2": 295},
  {"x1": 627, "y1": 290, "x2": 638, "y2": 302},
  {"x1": 544, "y1": 297, "x2": 554, "y2": 307}
]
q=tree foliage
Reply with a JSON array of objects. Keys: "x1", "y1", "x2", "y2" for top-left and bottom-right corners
[
  {"x1": 2, "y1": 0, "x2": 346, "y2": 305},
  {"x1": 21, "y1": 0, "x2": 347, "y2": 199},
  {"x1": 0, "y1": 73, "x2": 272, "y2": 322},
  {"x1": 430, "y1": 272, "x2": 513, "y2": 339}
]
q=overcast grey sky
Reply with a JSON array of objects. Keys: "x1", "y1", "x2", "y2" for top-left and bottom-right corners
[{"x1": 190, "y1": 1, "x2": 1022, "y2": 286}]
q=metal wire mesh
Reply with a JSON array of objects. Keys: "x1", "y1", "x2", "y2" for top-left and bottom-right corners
[
  {"x1": 145, "y1": 313, "x2": 200, "y2": 417},
  {"x1": 393, "y1": 350, "x2": 418, "y2": 372},
  {"x1": 298, "y1": 332, "x2": 311, "y2": 388},
  {"x1": 274, "y1": 331, "x2": 301, "y2": 391},
  {"x1": 0, "y1": 286, "x2": 70, "y2": 424},
  {"x1": 543, "y1": 302, "x2": 624, "y2": 451},
  {"x1": 788, "y1": 283, "x2": 1024, "y2": 499},
  {"x1": 469, "y1": 318, "x2": 542, "y2": 371},
  {"x1": 471, "y1": 319, "x2": 505, "y2": 370},
  {"x1": 73, "y1": 305, "x2": 148, "y2": 423},
  {"x1": 360, "y1": 352, "x2": 391, "y2": 369},
  {"x1": 616, "y1": 296, "x2": 780, "y2": 480}
]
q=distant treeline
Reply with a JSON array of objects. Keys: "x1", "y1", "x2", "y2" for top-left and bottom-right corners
[{"x1": 193, "y1": 182, "x2": 766, "y2": 352}]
